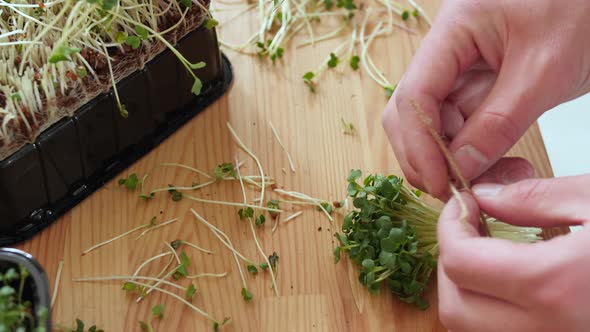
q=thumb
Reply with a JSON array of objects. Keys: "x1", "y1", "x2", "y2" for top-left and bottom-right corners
[
  {"x1": 473, "y1": 175, "x2": 590, "y2": 228},
  {"x1": 449, "y1": 54, "x2": 565, "y2": 181},
  {"x1": 437, "y1": 191, "x2": 482, "y2": 248}
]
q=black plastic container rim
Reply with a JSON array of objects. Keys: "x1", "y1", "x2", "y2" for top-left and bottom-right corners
[{"x1": 0, "y1": 247, "x2": 52, "y2": 330}]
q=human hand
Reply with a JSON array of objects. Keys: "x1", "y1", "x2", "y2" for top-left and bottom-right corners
[
  {"x1": 437, "y1": 175, "x2": 590, "y2": 332},
  {"x1": 382, "y1": 0, "x2": 590, "y2": 198}
]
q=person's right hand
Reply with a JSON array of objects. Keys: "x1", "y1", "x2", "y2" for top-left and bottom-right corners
[{"x1": 382, "y1": 0, "x2": 590, "y2": 198}]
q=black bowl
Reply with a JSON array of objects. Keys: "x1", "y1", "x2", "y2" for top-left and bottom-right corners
[{"x1": 0, "y1": 248, "x2": 51, "y2": 331}]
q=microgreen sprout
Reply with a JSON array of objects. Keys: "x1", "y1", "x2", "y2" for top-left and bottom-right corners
[
  {"x1": 327, "y1": 52, "x2": 340, "y2": 68},
  {"x1": 118, "y1": 173, "x2": 140, "y2": 190},
  {"x1": 168, "y1": 185, "x2": 183, "y2": 202},
  {"x1": 151, "y1": 304, "x2": 165, "y2": 319},
  {"x1": 341, "y1": 118, "x2": 356, "y2": 135},
  {"x1": 82, "y1": 217, "x2": 159, "y2": 255},
  {"x1": 268, "y1": 121, "x2": 296, "y2": 173},
  {"x1": 139, "y1": 320, "x2": 154, "y2": 332},
  {"x1": 282, "y1": 211, "x2": 303, "y2": 223},
  {"x1": 51, "y1": 260, "x2": 64, "y2": 307},
  {"x1": 350, "y1": 55, "x2": 360, "y2": 70}
]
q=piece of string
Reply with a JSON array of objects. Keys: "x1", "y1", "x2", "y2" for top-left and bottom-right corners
[{"x1": 408, "y1": 99, "x2": 491, "y2": 237}]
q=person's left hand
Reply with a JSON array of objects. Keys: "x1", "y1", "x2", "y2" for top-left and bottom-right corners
[{"x1": 437, "y1": 175, "x2": 590, "y2": 332}]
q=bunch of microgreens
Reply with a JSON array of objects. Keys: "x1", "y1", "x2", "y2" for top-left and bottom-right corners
[
  {"x1": 0, "y1": 0, "x2": 217, "y2": 155},
  {"x1": 215, "y1": 0, "x2": 430, "y2": 95},
  {"x1": 0, "y1": 265, "x2": 49, "y2": 332},
  {"x1": 334, "y1": 170, "x2": 542, "y2": 308}
]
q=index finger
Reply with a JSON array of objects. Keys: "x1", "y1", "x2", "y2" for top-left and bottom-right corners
[{"x1": 391, "y1": 4, "x2": 481, "y2": 197}]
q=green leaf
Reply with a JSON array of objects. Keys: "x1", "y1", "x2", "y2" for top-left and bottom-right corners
[
  {"x1": 214, "y1": 162, "x2": 236, "y2": 179},
  {"x1": 255, "y1": 214, "x2": 266, "y2": 226},
  {"x1": 122, "y1": 281, "x2": 136, "y2": 292},
  {"x1": 241, "y1": 287, "x2": 253, "y2": 302},
  {"x1": 135, "y1": 25, "x2": 148, "y2": 40},
  {"x1": 49, "y1": 42, "x2": 81, "y2": 64},
  {"x1": 335, "y1": 233, "x2": 348, "y2": 246},
  {"x1": 412, "y1": 9, "x2": 420, "y2": 18},
  {"x1": 347, "y1": 169, "x2": 362, "y2": 182},
  {"x1": 119, "y1": 104, "x2": 129, "y2": 118},
  {"x1": 115, "y1": 31, "x2": 127, "y2": 44},
  {"x1": 401, "y1": 10, "x2": 410, "y2": 21},
  {"x1": 318, "y1": 202, "x2": 333, "y2": 214},
  {"x1": 185, "y1": 284, "x2": 197, "y2": 300},
  {"x1": 204, "y1": 17, "x2": 219, "y2": 30},
  {"x1": 247, "y1": 265, "x2": 258, "y2": 275},
  {"x1": 268, "y1": 252, "x2": 279, "y2": 269},
  {"x1": 324, "y1": 0, "x2": 333, "y2": 9},
  {"x1": 327, "y1": 52, "x2": 339, "y2": 68},
  {"x1": 75, "y1": 66, "x2": 88, "y2": 79},
  {"x1": 0, "y1": 285, "x2": 15, "y2": 297},
  {"x1": 180, "y1": 0, "x2": 192, "y2": 7},
  {"x1": 75, "y1": 319, "x2": 85, "y2": 332},
  {"x1": 303, "y1": 71, "x2": 314, "y2": 80},
  {"x1": 171, "y1": 239, "x2": 182, "y2": 249},
  {"x1": 180, "y1": 251, "x2": 191, "y2": 268},
  {"x1": 192, "y1": 77, "x2": 203, "y2": 96},
  {"x1": 385, "y1": 85, "x2": 396, "y2": 97},
  {"x1": 350, "y1": 55, "x2": 360, "y2": 70},
  {"x1": 189, "y1": 61, "x2": 207, "y2": 69},
  {"x1": 333, "y1": 246, "x2": 341, "y2": 264},
  {"x1": 342, "y1": 214, "x2": 354, "y2": 231},
  {"x1": 102, "y1": 0, "x2": 118, "y2": 10},
  {"x1": 238, "y1": 207, "x2": 254, "y2": 220},
  {"x1": 125, "y1": 35, "x2": 141, "y2": 49},
  {"x1": 152, "y1": 304, "x2": 165, "y2": 319},
  {"x1": 118, "y1": 173, "x2": 139, "y2": 190},
  {"x1": 361, "y1": 258, "x2": 375, "y2": 271}
]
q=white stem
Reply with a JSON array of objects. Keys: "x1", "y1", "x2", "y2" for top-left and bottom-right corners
[
  {"x1": 82, "y1": 224, "x2": 148, "y2": 255},
  {"x1": 283, "y1": 211, "x2": 303, "y2": 223},
  {"x1": 187, "y1": 272, "x2": 228, "y2": 279},
  {"x1": 136, "y1": 218, "x2": 179, "y2": 240},
  {"x1": 268, "y1": 121, "x2": 296, "y2": 173},
  {"x1": 51, "y1": 260, "x2": 64, "y2": 308},
  {"x1": 182, "y1": 241, "x2": 215, "y2": 255},
  {"x1": 73, "y1": 275, "x2": 185, "y2": 291}
]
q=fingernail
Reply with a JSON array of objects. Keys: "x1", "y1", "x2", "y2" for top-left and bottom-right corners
[
  {"x1": 453, "y1": 145, "x2": 488, "y2": 179},
  {"x1": 473, "y1": 183, "x2": 503, "y2": 197},
  {"x1": 501, "y1": 165, "x2": 534, "y2": 184}
]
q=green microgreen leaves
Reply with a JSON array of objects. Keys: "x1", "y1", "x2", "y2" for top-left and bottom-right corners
[
  {"x1": 385, "y1": 84, "x2": 396, "y2": 98},
  {"x1": 302, "y1": 72, "x2": 316, "y2": 93},
  {"x1": 336, "y1": 170, "x2": 436, "y2": 308},
  {"x1": 215, "y1": 162, "x2": 237, "y2": 179},
  {"x1": 327, "y1": 53, "x2": 339, "y2": 68},
  {"x1": 350, "y1": 55, "x2": 360, "y2": 70},
  {"x1": 185, "y1": 284, "x2": 197, "y2": 301},
  {"x1": 255, "y1": 214, "x2": 266, "y2": 226},
  {"x1": 0, "y1": 265, "x2": 50, "y2": 331},
  {"x1": 341, "y1": 118, "x2": 355, "y2": 135},
  {"x1": 238, "y1": 207, "x2": 254, "y2": 220},
  {"x1": 266, "y1": 200, "x2": 280, "y2": 219},
  {"x1": 49, "y1": 42, "x2": 81, "y2": 64},
  {"x1": 247, "y1": 265, "x2": 258, "y2": 275},
  {"x1": 118, "y1": 173, "x2": 139, "y2": 190},
  {"x1": 126, "y1": 36, "x2": 141, "y2": 49},
  {"x1": 168, "y1": 185, "x2": 183, "y2": 202},
  {"x1": 204, "y1": 17, "x2": 219, "y2": 30},
  {"x1": 336, "y1": 0, "x2": 356, "y2": 10},
  {"x1": 151, "y1": 304, "x2": 165, "y2": 319},
  {"x1": 241, "y1": 287, "x2": 253, "y2": 302},
  {"x1": 401, "y1": 10, "x2": 410, "y2": 21}
]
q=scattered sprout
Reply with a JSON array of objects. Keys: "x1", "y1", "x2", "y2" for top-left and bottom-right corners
[{"x1": 118, "y1": 173, "x2": 140, "y2": 190}]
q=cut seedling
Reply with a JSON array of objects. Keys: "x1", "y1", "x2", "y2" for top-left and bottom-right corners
[
  {"x1": 341, "y1": 118, "x2": 356, "y2": 135},
  {"x1": 282, "y1": 211, "x2": 303, "y2": 223},
  {"x1": 82, "y1": 217, "x2": 159, "y2": 255},
  {"x1": 136, "y1": 218, "x2": 179, "y2": 240},
  {"x1": 273, "y1": 189, "x2": 334, "y2": 222},
  {"x1": 191, "y1": 209, "x2": 253, "y2": 301},
  {"x1": 51, "y1": 260, "x2": 64, "y2": 308},
  {"x1": 268, "y1": 121, "x2": 296, "y2": 173}
]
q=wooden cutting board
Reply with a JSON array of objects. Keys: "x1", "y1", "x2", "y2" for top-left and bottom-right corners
[{"x1": 17, "y1": 1, "x2": 567, "y2": 331}]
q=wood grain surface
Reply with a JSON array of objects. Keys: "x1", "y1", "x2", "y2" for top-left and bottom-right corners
[{"x1": 16, "y1": 1, "x2": 567, "y2": 331}]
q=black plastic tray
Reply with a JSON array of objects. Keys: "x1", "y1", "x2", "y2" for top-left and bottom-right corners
[
  {"x1": 0, "y1": 25, "x2": 233, "y2": 246},
  {"x1": 0, "y1": 248, "x2": 51, "y2": 330}
]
